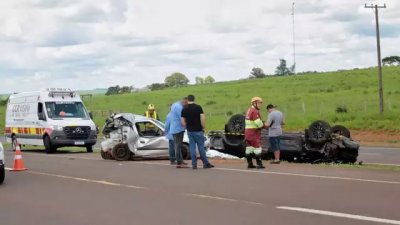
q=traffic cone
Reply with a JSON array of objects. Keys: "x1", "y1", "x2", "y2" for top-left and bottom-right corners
[{"x1": 11, "y1": 142, "x2": 27, "y2": 171}]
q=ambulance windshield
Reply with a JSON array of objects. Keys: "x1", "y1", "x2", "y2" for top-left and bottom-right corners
[{"x1": 45, "y1": 102, "x2": 89, "y2": 119}]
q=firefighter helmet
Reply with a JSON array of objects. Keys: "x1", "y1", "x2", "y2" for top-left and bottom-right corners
[
  {"x1": 148, "y1": 104, "x2": 155, "y2": 110},
  {"x1": 251, "y1": 97, "x2": 263, "y2": 103}
]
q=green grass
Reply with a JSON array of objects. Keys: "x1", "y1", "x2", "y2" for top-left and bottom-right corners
[{"x1": 2, "y1": 67, "x2": 400, "y2": 132}]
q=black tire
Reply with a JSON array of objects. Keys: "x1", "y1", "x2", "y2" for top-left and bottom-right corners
[
  {"x1": 44, "y1": 136, "x2": 57, "y2": 154},
  {"x1": 226, "y1": 114, "x2": 245, "y2": 134},
  {"x1": 11, "y1": 135, "x2": 18, "y2": 152},
  {"x1": 0, "y1": 164, "x2": 4, "y2": 185},
  {"x1": 86, "y1": 145, "x2": 94, "y2": 153},
  {"x1": 181, "y1": 143, "x2": 191, "y2": 160},
  {"x1": 331, "y1": 125, "x2": 351, "y2": 138},
  {"x1": 307, "y1": 120, "x2": 332, "y2": 145},
  {"x1": 100, "y1": 150, "x2": 113, "y2": 160},
  {"x1": 223, "y1": 135, "x2": 245, "y2": 147},
  {"x1": 112, "y1": 143, "x2": 131, "y2": 161}
]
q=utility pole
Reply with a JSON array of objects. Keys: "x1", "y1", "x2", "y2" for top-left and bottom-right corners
[
  {"x1": 291, "y1": 2, "x2": 296, "y2": 74},
  {"x1": 365, "y1": 3, "x2": 386, "y2": 115}
]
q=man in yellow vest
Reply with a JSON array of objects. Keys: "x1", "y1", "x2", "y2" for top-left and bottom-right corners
[
  {"x1": 145, "y1": 104, "x2": 160, "y2": 121},
  {"x1": 244, "y1": 97, "x2": 265, "y2": 169}
]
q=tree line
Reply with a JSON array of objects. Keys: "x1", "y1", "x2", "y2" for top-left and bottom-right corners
[
  {"x1": 106, "y1": 56, "x2": 400, "y2": 94},
  {"x1": 147, "y1": 73, "x2": 216, "y2": 91}
]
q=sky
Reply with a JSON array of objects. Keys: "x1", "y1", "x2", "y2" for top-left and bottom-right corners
[{"x1": 0, "y1": 0, "x2": 399, "y2": 93}]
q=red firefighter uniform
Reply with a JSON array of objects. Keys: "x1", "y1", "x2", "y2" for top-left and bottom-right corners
[{"x1": 245, "y1": 106, "x2": 264, "y2": 148}]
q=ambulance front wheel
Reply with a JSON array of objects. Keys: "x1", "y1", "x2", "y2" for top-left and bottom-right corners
[
  {"x1": 86, "y1": 145, "x2": 93, "y2": 153},
  {"x1": 44, "y1": 136, "x2": 57, "y2": 154}
]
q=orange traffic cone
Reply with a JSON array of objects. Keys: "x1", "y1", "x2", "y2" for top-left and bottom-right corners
[{"x1": 11, "y1": 143, "x2": 27, "y2": 171}]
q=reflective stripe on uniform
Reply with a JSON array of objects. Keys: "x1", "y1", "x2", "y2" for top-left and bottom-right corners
[
  {"x1": 145, "y1": 111, "x2": 158, "y2": 120},
  {"x1": 245, "y1": 118, "x2": 263, "y2": 129}
]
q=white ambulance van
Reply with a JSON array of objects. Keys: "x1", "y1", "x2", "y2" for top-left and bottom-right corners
[{"x1": 5, "y1": 88, "x2": 97, "y2": 153}]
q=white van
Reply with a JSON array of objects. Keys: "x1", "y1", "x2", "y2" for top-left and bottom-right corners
[{"x1": 5, "y1": 88, "x2": 97, "y2": 153}]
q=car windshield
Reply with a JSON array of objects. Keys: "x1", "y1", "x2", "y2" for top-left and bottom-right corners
[
  {"x1": 153, "y1": 120, "x2": 165, "y2": 129},
  {"x1": 45, "y1": 102, "x2": 88, "y2": 119}
]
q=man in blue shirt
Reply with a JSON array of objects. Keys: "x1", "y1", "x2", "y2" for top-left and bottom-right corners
[{"x1": 170, "y1": 97, "x2": 188, "y2": 168}]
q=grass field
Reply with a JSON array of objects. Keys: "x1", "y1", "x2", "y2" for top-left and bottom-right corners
[{"x1": 1, "y1": 66, "x2": 400, "y2": 133}]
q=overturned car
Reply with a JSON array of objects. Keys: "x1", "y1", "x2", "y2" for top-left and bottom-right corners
[{"x1": 208, "y1": 115, "x2": 360, "y2": 163}]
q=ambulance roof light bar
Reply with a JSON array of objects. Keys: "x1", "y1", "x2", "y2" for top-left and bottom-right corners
[{"x1": 45, "y1": 88, "x2": 76, "y2": 98}]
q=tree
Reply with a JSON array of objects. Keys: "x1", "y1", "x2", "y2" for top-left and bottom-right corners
[
  {"x1": 195, "y1": 76, "x2": 205, "y2": 84},
  {"x1": 204, "y1": 75, "x2": 215, "y2": 84},
  {"x1": 105, "y1": 85, "x2": 120, "y2": 96},
  {"x1": 148, "y1": 83, "x2": 168, "y2": 91},
  {"x1": 250, "y1": 67, "x2": 266, "y2": 78},
  {"x1": 275, "y1": 59, "x2": 293, "y2": 76},
  {"x1": 383, "y1": 56, "x2": 400, "y2": 66},
  {"x1": 120, "y1": 86, "x2": 133, "y2": 94},
  {"x1": 164, "y1": 72, "x2": 190, "y2": 87}
]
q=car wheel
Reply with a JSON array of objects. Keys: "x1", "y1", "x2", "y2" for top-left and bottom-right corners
[
  {"x1": 86, "y1": 145, "x2": 94, "y2": 153},
  {"x1": 100, "y1": 150, "x2": 113, "y2": 160},
  {"x1": 11, "y1": 135, "x2": 18, "y2": 152},
  {"x1": 227, "y1": 114, "x2": 245, "y2": 134},
  {"x1": 331, "y1": 125, "x2": 351, "y2": 138},
  {"x1": 181, "y1": 144, "x2": 191, "y2": 160},
  {"x1": 307, "y1": 120, "x2": 332, "y2": 145},
  {"x1": 44, "y1": 136, "x2": 57, "y2": 154},
  {"x1": 0, "y1": 164, "x2": 4, "y2": 185},
  {"x1": 112, "y1": 143, "x2": 131, "y2": 161}
]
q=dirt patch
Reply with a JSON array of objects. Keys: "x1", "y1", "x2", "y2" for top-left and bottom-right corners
[{"x1": 351, "y1": 130, "x2": 400, "y2": 147}]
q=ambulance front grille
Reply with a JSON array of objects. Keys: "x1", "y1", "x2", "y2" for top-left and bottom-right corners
[{"x1": 63, "y1": 126, "x2": 91, "y2": 139}]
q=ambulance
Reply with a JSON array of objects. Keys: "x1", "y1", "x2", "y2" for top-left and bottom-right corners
[{"x1": 5, "y1": 88, "x2": 97, "y2": 153}]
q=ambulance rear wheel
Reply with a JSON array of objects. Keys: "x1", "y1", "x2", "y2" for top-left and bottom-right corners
[
  {"x1": 0, "y1": 164, "x2": 5, "y2": 184},
  {"x1": 11, "y1": 135, "x2": 18, "y2": 152},
  {"x1": 44, "y1": 136, "x2": 57, "y2": 154}
]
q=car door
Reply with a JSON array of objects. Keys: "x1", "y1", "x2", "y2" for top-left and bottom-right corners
[{"x1": 135, "y1": 121, "x2": 168, "y2": 157}]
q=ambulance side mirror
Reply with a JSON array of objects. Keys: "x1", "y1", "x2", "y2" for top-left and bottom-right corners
[{"x1": 89, "y1": 111, "x2": 94, "y2": 120}]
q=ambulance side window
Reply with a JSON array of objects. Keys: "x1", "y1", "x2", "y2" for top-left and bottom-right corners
[{"x1": 38, "y1": 103, "x2": 46, "y2": 121}]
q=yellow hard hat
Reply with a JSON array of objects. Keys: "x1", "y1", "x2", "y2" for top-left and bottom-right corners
[
  {"x1": 251, "y1": 97, "x2": 263, "y2": 103},
  {"x1": 148, "y1": 104, "x2": 155, "y2": 110}
]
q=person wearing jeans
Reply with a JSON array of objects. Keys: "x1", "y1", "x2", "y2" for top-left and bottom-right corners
[
  {"x1": 181, "y1": 95, "x2": 214, "y2": 169},
  {"x1": 170, "y1": 98, "x2": 189, "y2": 168}
]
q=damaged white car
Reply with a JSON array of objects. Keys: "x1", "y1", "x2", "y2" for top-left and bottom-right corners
[{"x1": 100, "y1": 113, "x2": 205, "y2": 161}]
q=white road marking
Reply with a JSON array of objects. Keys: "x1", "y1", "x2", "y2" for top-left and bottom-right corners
[
  {"x1": 26, "y1": 170, "x2": 148, "y2": 190},
  {"x1": 10, "y1": 152, "x2": 400, "y2": 185},
  {"x1": 277, "y1": 206, "x2": 400, "y2": 225},
  {"x1": 5, "y1": 167, "x2": 12, "y2": 171},
  {"x1": 360, "y1": 153, "x2": 381, "y2": 156},
  {"x1": 366, "y1": 163, "x2": 400, "y2": 167},
  {"x1": 184, "y1": 193, "x2": 263, "y2": 206}
]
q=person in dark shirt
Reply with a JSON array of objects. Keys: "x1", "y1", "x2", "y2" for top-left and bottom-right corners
[{"x1": 181, "y1": 95, "x2": 214, "y2": 169}]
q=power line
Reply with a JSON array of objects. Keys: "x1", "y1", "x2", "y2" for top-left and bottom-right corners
[{"x1": 364, "y1": 3, "x2": 386, "y2": 115}]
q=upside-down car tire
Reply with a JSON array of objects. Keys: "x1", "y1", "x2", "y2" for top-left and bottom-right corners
[
  {"x1": 307, "y1": 120, "x2": 332, "y2": 145},
  {"x1": 331, "y1": 125, "x2": 351, "y2": 138},
  {"x1": 226, "y1": 114, "x2": 246, "y2": 134}
]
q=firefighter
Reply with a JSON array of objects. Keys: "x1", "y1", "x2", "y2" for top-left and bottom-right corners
[
  {"x1": 244, "y1": 97, "x2": 265, "y2": 169},
  {"x1": 145, "y1": 104, "x2": 160, "y2": 121}
]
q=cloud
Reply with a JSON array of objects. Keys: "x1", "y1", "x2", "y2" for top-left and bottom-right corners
[{"x1": 0, "y1": 0, "x2": 399, "y2": 93}]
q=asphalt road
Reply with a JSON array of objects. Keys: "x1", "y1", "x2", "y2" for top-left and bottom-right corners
[
  {"x1": 1, "y1": 149, "x2": 400, "y2": 225},
  {"x1": 1, "y1": 136, "x2": 400, "y2": 165}
]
